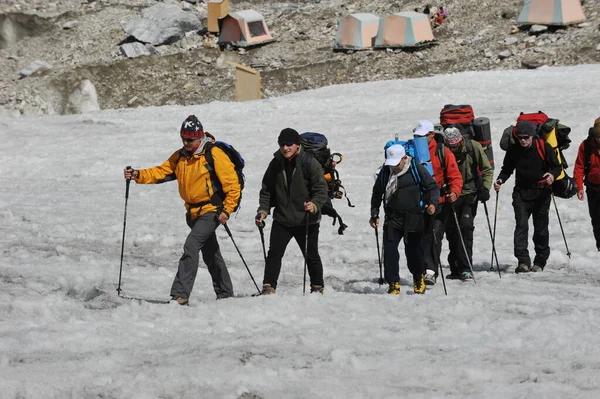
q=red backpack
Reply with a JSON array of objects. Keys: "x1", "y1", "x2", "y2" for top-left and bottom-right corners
[
  {"x1": 511, "y1": 111, "x2": 548, "y2": 138},
  {"x1": 440, "y1": 104, "x2": 475, "y2": 127}
]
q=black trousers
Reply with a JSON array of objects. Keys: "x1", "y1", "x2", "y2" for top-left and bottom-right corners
[
  {"x1": 263, "y1": 221, "x2": 324, "y2": 289},
  {"x1": 423, "y1": 204, "x2": 451, "y2": 276},
  {"x1": 446, "y1": 194, "x2": 477, "y2": 275},
  {"x1": 512, "y1": 187, "x2": 551, "y2": 266},
  {"x1": 383, "y1": 223, "x2": 425, "y2": 283},
  {"x1": 587, "y1": 188, "x2": 600, "y2": 249}
]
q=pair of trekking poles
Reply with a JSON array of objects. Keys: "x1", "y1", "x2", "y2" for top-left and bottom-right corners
[{"x1": 117, "y1": 174, "x2": 313, "y2": 297}]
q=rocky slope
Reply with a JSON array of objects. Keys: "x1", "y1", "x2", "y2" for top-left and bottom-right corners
[{"x1": 0, "y1": 0, "x2": 598, "y2": 117}]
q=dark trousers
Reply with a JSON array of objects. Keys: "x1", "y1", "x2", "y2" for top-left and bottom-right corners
[
  {"x1": 263, "y1": 221, "x2": 324, "y2": 289},
  {"x1": 446, "y1": 194, "x2": 477, "y2": 275},
  {"x1": 423, "y1": 204, "x2": 450, "y2": 276},
  {"x1": 587, "y1": 188, "x2": 600, "y2": 249},
  {"x1": 170, "y1": 212, "x2": 233, "y2": 299},
  {"x1": 512, "y1": 188, "x2": 551, "y2": 266},
  {"x1": 383, "y1": 223, "x2": 425, "y2": 283}
]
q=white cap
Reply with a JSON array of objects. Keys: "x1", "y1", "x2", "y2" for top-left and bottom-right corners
[
  {"x1": 412, "y1": 120, "x2": 435, "y2": 136},
  {"x1": 384, "y1": 144, "x2": 406, "y2": 166}
]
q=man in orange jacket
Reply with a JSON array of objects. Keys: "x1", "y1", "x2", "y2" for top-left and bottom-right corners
[
  {"x1": 573, "y1": 117, "x2": 600, "y2": 251},
  {"x1": 124, "y1": 115, "x2": 241, "y2": 305},
  {"x1": 412, "y1": 120, "x2": 463, "y2": 284}
]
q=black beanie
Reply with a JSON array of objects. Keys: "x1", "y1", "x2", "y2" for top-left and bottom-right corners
[
  {"x1": 515, "y1": 120, "x2": 536, "y2": 137},
  {"x1": 278, "y1": 128, "x2": 300, "y2": 145}
]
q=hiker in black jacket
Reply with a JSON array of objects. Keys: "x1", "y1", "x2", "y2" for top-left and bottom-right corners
[
  {"x1": 370, "y1": 144, "x2": 439, "y2": 295},
  {"x1": 494, "y1": 121, "x2": 562, "y2": 273},
  {"x1": 255, "y1": 128, "x2": 329, "y2": 295}
]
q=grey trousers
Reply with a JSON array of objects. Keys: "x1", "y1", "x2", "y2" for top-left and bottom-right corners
[{"x1": 170, "y1": 212, "x2": 234, "y2": 299}]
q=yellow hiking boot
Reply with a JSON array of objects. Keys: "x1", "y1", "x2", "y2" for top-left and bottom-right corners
[
  {"x1": 413, "y1": 275, "x2": 426, "y2": 294},
  {"x1": 387, "y1": 281, "x2": 401, "y2": 295}
]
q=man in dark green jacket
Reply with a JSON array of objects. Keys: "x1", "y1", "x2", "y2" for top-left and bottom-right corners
[{"x1": 255, "y1": 128, "x2": 329, "y2": 294}]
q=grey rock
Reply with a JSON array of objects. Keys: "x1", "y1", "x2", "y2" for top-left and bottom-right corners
[
  {"x1": 120, "y1": 42, "x2": 151, "y2": 58},
  {"x1": 498, "y1": 50, "x2": 511, "y2": 59},
  {"x1": 19, "y1": 60, "x2": 52, "y2": 78},
  {"x1": 62, "y1": 20, "x2": 80, "y2": 30},
  {"x1": 504, "y1": 37, "x2": 519, "y2": 45},
  {"x1": 596, "y1": 44, "x2": 600, "y2": 51},
  {"x1": 123, "y1": 3, "x2": 202, "y2": 46},
  {"x1": 501, "y1": 10, "x2": 517, "y2": 19},
  {"x1": 530, "y1": 25, "x2": 548, "y2": 34}
]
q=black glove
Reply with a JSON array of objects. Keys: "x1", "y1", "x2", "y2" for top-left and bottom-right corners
[
  {"x1": 478, "y1": 187, "x2": 490, "y2": 202},
  {"x1": 369, "y1": 216, "x2": 379, "y2": 225}
]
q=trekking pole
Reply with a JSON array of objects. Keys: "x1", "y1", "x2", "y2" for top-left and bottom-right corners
[
  {"x1": 491, "y1": 191, "x2": 500, "y2": 273},
  {"x1": 258, "y1": 222, "x2": 268, "y2": 264},
  {"x1": 483, "y1": 202, "x2": 501, "y2": 278},
  {"x1": 224, "y1": 224, "x2": 261, "y2": 295},
  {"x1": 552, "y1": 194, "x2": 571, "y2": 258},
  {"x1": 375, "y1": 227, "x2": 384, "y2": 286},
  {"x1": 117, "y1": 167, "x2": 132, "y2": 296},
  {"x1": 430, "y1": 214, "x2": 447, "y2": 295},
  {"x1": 303, "y1": 212, "x2": 309, "y2": 295},
  {"x1": 451, "y1": 204, "x2": 477, "y2": 283}
]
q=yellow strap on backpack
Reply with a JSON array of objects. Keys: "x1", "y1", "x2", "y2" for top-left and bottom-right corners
[{"x1": 542, "y1": 127, "x2": 565, "y2": 181}]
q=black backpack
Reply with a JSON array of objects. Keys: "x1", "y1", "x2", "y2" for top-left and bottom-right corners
[{"x1": 204, "y1": 140, "x2": 245, "y2": 212}]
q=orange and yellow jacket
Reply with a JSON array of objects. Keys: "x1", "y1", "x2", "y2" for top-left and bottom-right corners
[{"x1": 134, "y1": 139, "x2": 241, "y2": 220}]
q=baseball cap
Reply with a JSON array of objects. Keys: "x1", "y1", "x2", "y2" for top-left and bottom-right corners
[
  {"x1": 384, "y1": 144, "x2": 406, "y2": 166},
  {"x1": 413, "y1": 120, "x2": 435, "y2": 136}
]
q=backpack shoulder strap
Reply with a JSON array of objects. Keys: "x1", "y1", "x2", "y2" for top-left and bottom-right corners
[{"x1": 584, "y1": 136, "x2": 593, "y2": 176}]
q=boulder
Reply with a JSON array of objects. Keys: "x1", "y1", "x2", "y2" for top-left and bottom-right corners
[
  {"x1": 120, "y1": 42, "x2": 151, "y2": 58},
  {"x1": 68, "y1": 79, "x2": 100, "y2": 114},
  {"x1": 19, "y1": 60, "x2": 51, "y2": 78},
  {"x1": 123, "y1": 3, "x2": 202, "y2": 46}
]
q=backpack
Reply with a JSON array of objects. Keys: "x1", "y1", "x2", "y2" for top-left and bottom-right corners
[
  {"x1": 300, "y1": 132, "x2": 331, "y2": 168},
  {"x1": 204, "y1": 139, "x2": 245, "y2": 212},
  {"x1": 531, "y1": 137, "x2": 577, "y2": 199},
  {"x1": 440, "y1": 104, "x2": 495, "y2": 169},
  {"x1": 300, "y1": 132, "x2": 354, "y2": 207},
  {"x1": 382, "y1": 138, "x2": 429, "y2": 211}
]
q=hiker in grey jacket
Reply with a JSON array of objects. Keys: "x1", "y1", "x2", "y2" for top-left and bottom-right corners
[{"x1": 255, "y1": 128, "x2": 329, "y2": 295}]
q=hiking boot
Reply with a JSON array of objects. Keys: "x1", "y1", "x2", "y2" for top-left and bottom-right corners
[
  {"x1": 515, "y1": 263, "x2": 531, "y2": 274},
  {"x1": 424, "y1": 269, "x2": 437, "y2": 286},
  {"x1": 531, "y1": 264, "x2": 544, "y2": 272},
  {"x1": 261, "y1": 284, "x2": 276, "y2": 295},
  {"x1": 446, "y1": 272, "x2": 461, "y2": 280},
  {"x1": 387, "y1": 282, "x2": 401, "y2": 295},
  {"x1": 413, "y1": 275, "x2": 426, "y2": 294},
  {"x1": 460, "y1": 271, "x2": 474, "y2": 281},
  {"x1": 310, "y1": 285, "x2": 324, "y2": 294},
  {"x1": 171, "y1": 296, "x2": 189, "y2": 306}
]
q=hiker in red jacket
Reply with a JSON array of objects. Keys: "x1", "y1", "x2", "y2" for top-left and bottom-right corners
[
  {"x1": 573, "y1": 117, "x2": 600, "y2": 251},
  {"x1": 412, "y1": 120, "x2": 463, "y2": 284}
]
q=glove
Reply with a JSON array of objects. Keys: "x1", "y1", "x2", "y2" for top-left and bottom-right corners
[
  {"x1": 478, "y1": 187, "x2": 490, "y2": 202},
  {"x1": 370, "y1": 208, "x2": 379, "y2": 218},
  {"x1": 255, "y1": 212, "x2": 266, "y2": 228}
]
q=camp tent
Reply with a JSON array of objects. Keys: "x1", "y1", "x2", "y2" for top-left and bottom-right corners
[
  {"x1": 517, "y1": 0, "x2": 586, "y2": 26},
  {"x1": 217, "y1": 10, "x2": 274, "y2": 48},
  {"x1": 334, "y1": 13, "x2": 380, "y2": 50},
  {"x1": 374, "y1": 11, "x2": 435, "y2": 48}
]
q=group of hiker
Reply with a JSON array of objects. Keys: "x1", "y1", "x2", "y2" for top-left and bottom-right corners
[{"x1": 122, "y1": 112, "x2": 600, "y2": 304}]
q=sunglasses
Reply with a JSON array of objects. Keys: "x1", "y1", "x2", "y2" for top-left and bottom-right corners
[
  {"x1": 279, "y1": 141, "x2": 296, "y2": 147},
  {"x1": 517, "y1": 136, "x2": 531, "y2": 141},
  {"x1": 182, "y1": 137, "x2": 198, "y2": 143}
]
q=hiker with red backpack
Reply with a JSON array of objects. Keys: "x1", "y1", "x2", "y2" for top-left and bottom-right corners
[
  {"x1": 412, "y1": 120, "x2": 463, "y2": 285},
  {"x1": 123, "y1": 115, "x2": 241, "y2": 305},
  {"x1": 493, "y1": 120, "x2": 562, "y2": 273},
  {"x1": 442, "y1": 127, "x2": 494, "y2": 280},
  {"x1": 573, "y1": 118, "x2": 600, "y2": 251}
]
